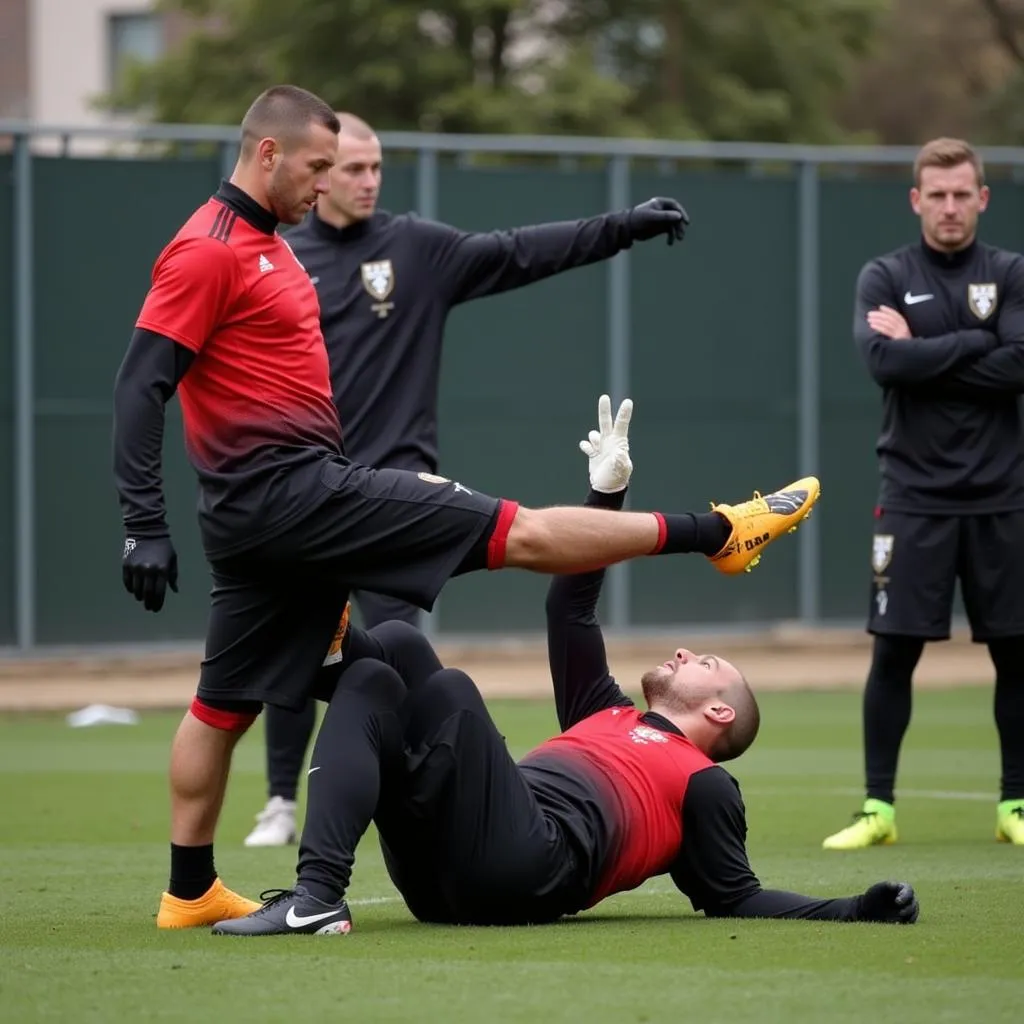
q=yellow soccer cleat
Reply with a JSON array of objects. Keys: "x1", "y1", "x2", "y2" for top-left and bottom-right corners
[
  {"x1": 996, "y1": 800, "x2": 1024, "y2": 845},
  {"x1": 708, "y1": 476, "x2": 821, "y2": 576},
  {"x1": 822, "y1": 800, "x2": 897, "y2": 850},
  {"x1": 156, "y1": 877, "x2": 261, "y2": 930}
]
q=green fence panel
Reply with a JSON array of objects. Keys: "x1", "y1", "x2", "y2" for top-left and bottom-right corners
[
  {"x1": 32, "y1": 156, "x2": 221, "y2": 644},
  {"x1": 21, "y1": 147, "x2": 1024, "y2": 646},
  {"x1": 434, "y1": 165, "x2": 610, "y2": 632},
  {"x1": 0, "y1": 155, "x2": 14, "y2": 644},
  {"x1": 973, "y1": 178, "x2": 1024, "y2": 252},
  {"x1": 628, "y1": 169, "x2": 801, "y2": 627},
  {"x1": 817, "y1": 178, "x2": 913, "y2": 622},
  {"x1": 379, "y1": 159, "x2": 416, "y2": 214}
]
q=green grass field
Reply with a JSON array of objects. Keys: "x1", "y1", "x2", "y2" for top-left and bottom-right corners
[{"x1": 1, "y1": 687, "x2": 1021, "y2": 1023}]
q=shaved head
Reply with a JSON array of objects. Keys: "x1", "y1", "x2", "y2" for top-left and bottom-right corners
[
  {"x1": 707, "y1": 676, "x2": 760, "y2": 763},
  {"x1": 642, "y1": 656, "x2": 761, "y2": 764},
  {"x1": 240, "y1": 85, "x2": 340, "y2": 158},
  {"x1": 316, "y1": 112, "x2": 383, "y2": 228},
  {"x1": 335, "y1": 112, "x2": 377, "y2": 141},
  {"x1": 231, "y1": 84, "x2": 340, "y2": 225}
]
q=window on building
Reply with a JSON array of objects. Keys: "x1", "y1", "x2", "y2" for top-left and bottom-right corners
[{"x1": 107, "y1": 12, "x2": 164, "y2": 96}]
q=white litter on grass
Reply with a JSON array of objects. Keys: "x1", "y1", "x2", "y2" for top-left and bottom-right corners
[{"x1": 66, "y1": 704, "x2": 140, "y2": 728}]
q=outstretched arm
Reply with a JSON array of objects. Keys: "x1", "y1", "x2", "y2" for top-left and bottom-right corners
[
  {"x1": 669, "y1": 767, "x2": 919, "y2": 923},
  {"x1": 546, "y1": 395, "x2": 636, "y2": 730},
  {"x1": 418, "y1": 198, "x2": 688, "y2": 306}
]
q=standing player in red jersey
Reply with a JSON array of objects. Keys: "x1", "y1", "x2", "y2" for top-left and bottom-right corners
[
  {"x1": 113, "y1": 84, "x2": 819, "y2": 930},
  {"x1": 212, "y1": 397, "x2": 918, "y2": 937}
]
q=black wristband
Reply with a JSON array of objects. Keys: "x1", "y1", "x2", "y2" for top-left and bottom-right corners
[{"x1": 585, "y1": 487, "x2": 627, "y2": 511}]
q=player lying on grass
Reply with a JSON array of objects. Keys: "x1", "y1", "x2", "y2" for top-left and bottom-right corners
[{"x1": 212, "y1": 396, "x2": 918, "y2": 935}]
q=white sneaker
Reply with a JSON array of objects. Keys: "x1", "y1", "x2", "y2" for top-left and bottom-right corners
[{"x1": 243, "y1": 796, "x2": 298, "y2": 847}]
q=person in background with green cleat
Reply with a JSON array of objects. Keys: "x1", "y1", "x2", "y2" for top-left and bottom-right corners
[{"x1": 825, "y1": 137, "x2": 1024, "y2": 851}]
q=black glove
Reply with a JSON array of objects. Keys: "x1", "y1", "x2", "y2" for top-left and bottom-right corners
[
  {"x1": 122, "y1": 534, "x2": 178, "y2": 613},
  {"x1": 857, "y1": 881, "x2": 919, "y2": 924},
  {"x1": 628, "y1": 197, "x2": 689, "y2": 245}
]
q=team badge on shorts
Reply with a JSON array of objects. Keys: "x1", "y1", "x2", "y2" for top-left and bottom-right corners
[
  {"x1": 968, "y1": 283, "x2": 997, "y2": 320},
  {"x1": 871, "y1": 534, "x2": 894, "y2": 575},
  {"x1": 361, "y1": 260, "x2": 395, "y2": 318},
  {"x1": 322, "y1": 602, "x2": 351, "y2": 667}
]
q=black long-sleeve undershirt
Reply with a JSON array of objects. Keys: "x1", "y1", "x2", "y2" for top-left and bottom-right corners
[
  {"x1": 112, "y1": 328, "x2": 195, "y2": 537},
  {"x1": 544, "y1": 498, "x2": 863, "y2": 921}
]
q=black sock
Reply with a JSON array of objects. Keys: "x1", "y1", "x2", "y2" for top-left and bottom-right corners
[
  {"x1": 296, "y1": 662, "x2": 407, "y2": 905},
  {"x1": 988, "y1": 638, "x2": 1024, "y2": 801},
  {"x1": 655, "y1": 512, "x2": 731, "y2": 556},
  {"x1": 863, "y1": 635, "x2": 924, "y2": 805},
  {"x1": 300, "y1": 880, "x2": 343, "y2": 904},
  {"x1": 265, "y1": 701, "x2": 317, "y2": 801},
  {"x1": 169, "y1": 843, "x2": 216, "y2": 901}
]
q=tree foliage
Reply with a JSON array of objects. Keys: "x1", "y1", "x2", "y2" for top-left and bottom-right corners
[{"x1": 104, "y1": 0, "x2": 886, "y2": 142}]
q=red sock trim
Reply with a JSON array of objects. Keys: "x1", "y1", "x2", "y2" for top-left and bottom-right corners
[
  {"x1": 487, "y1": 499, "x2": 520, "y2": 569},
  {"x1": 190, "y1": 697, "x2": 259, "y2": 733},
  {"x1": 650, "y1": 512, "x2": 668, "y2": 554}
]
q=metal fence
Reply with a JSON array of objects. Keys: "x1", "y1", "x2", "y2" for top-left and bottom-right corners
[{"x1": 5, "y1": 120, "x2": 1024, "y2": 652}]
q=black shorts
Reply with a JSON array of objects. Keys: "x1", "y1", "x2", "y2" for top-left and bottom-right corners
[
  {"x1": 867, "y1": 508, "x2": 1024, "y2": 641},
  {"x1": 195, "y1": 459, "x2": 517, "y2": 710},
  {"x1": 375, "y1": 669, "x2": 583, "y2": 926}
]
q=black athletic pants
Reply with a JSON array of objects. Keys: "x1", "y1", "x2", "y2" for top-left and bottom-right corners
[
  {"x1": 263, "y1": 593, "x2": 421, "y2": 803},
  {"x1": 296, "y1": 624, "x2": 578, "y2": 925}
]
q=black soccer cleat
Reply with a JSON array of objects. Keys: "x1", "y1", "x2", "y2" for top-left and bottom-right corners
[{"x1": 210, "y1": 885, "x2": 353, "y2": 936}]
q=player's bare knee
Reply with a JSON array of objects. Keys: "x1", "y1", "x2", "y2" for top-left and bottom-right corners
[{"x1": 503, "y1": 508, "x2": 553, "y2": 568}]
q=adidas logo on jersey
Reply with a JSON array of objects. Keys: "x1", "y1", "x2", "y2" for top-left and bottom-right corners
[{"x1": 259, "y1": 254, "x2": 274, "y2": 273}]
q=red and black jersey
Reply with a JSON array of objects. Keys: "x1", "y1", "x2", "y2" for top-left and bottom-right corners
[
  {"x1": 115, "y1": 182, "x2": 345, "y2": 555},
  {"x1": 137, "y1": 196, "x2": 341, "y2": 470},
  {"x1": 523, "y1": 706, "x2": 712, "y2": 906},
  {"x1": 514, "y1": 486, "x2": 862, "y2": 922}
]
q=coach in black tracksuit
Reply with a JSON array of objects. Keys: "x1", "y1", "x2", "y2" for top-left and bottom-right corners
[
  {"x1": 823, "y1": 138, "x2": 1024, "y2": 850},
  {"x1": 247, "y1": 113, "x2": 687, "y2": 843}
]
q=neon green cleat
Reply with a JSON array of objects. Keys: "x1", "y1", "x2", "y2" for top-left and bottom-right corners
[
  {"x1": 996, "y1": 800, "x2": 1024, "y2": 845},
  {"x1": 822, "y1": 799, "x2": 897, "y2": 850}
]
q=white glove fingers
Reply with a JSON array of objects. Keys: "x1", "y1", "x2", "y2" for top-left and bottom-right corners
[
  {"x1": 597, "y1": 394, "x2": 613, "y2": 436},
  {"x1": 612, "y1": 398, "x2": 633, "y2": 438},
  {"x1": 588, "y1": 430, "x2": 602, "y2": 449},
  {"x1": 580, "y1": 440, "x2": 595, "y2": 457}
]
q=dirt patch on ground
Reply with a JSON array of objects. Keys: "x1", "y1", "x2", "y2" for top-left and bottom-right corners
[{"x1": 0, "y1": 628, "x2": 994, "y2": 711}]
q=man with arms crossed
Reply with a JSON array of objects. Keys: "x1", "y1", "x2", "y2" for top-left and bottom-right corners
[
  {"x1": 212, "y1": 396, "x2": 915, "y2": 936},
  {"x1": 824, "y1": 137, "x2": 1024, "y2": 850},
  {"x1": 246, "y1": 112, "x2": 690, "y2": 847},
  {"x1": 112, "y1": 84, "x2": 821, "y2": 930}
]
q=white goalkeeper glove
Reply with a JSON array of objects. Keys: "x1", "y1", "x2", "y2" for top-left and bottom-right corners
[{"x1": 579, "y1": 394, "x2": 633, "y2": 493}]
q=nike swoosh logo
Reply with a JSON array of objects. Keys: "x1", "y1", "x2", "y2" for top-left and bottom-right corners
[
  {"x1": 904, "y1": 292, "x2": 933, "y2": 305},
  {"x1": 285, "y1": 905, "x2": 343, "y2": 928},
  {"x1": 307, "y1": 766, "x2": 321, "y2": 776}
]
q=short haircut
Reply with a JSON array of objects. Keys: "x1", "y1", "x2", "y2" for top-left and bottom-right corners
[
  {"x1": 914, "y1": 137, "x2": 985, "y2": 189},
  {"x1": 335, "y1": 112, "x2": 377, "y2": 141},
  {"x1": 239, "y1": 85, "x2": 340, "y2": 157},
  {"x1": 709, "y1": 677, "x2": 760, "y2": 763}
]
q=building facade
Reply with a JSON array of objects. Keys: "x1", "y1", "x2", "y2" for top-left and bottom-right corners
[{"x1": 1, "y1": 0, "x2": 181, "y2": 125}]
